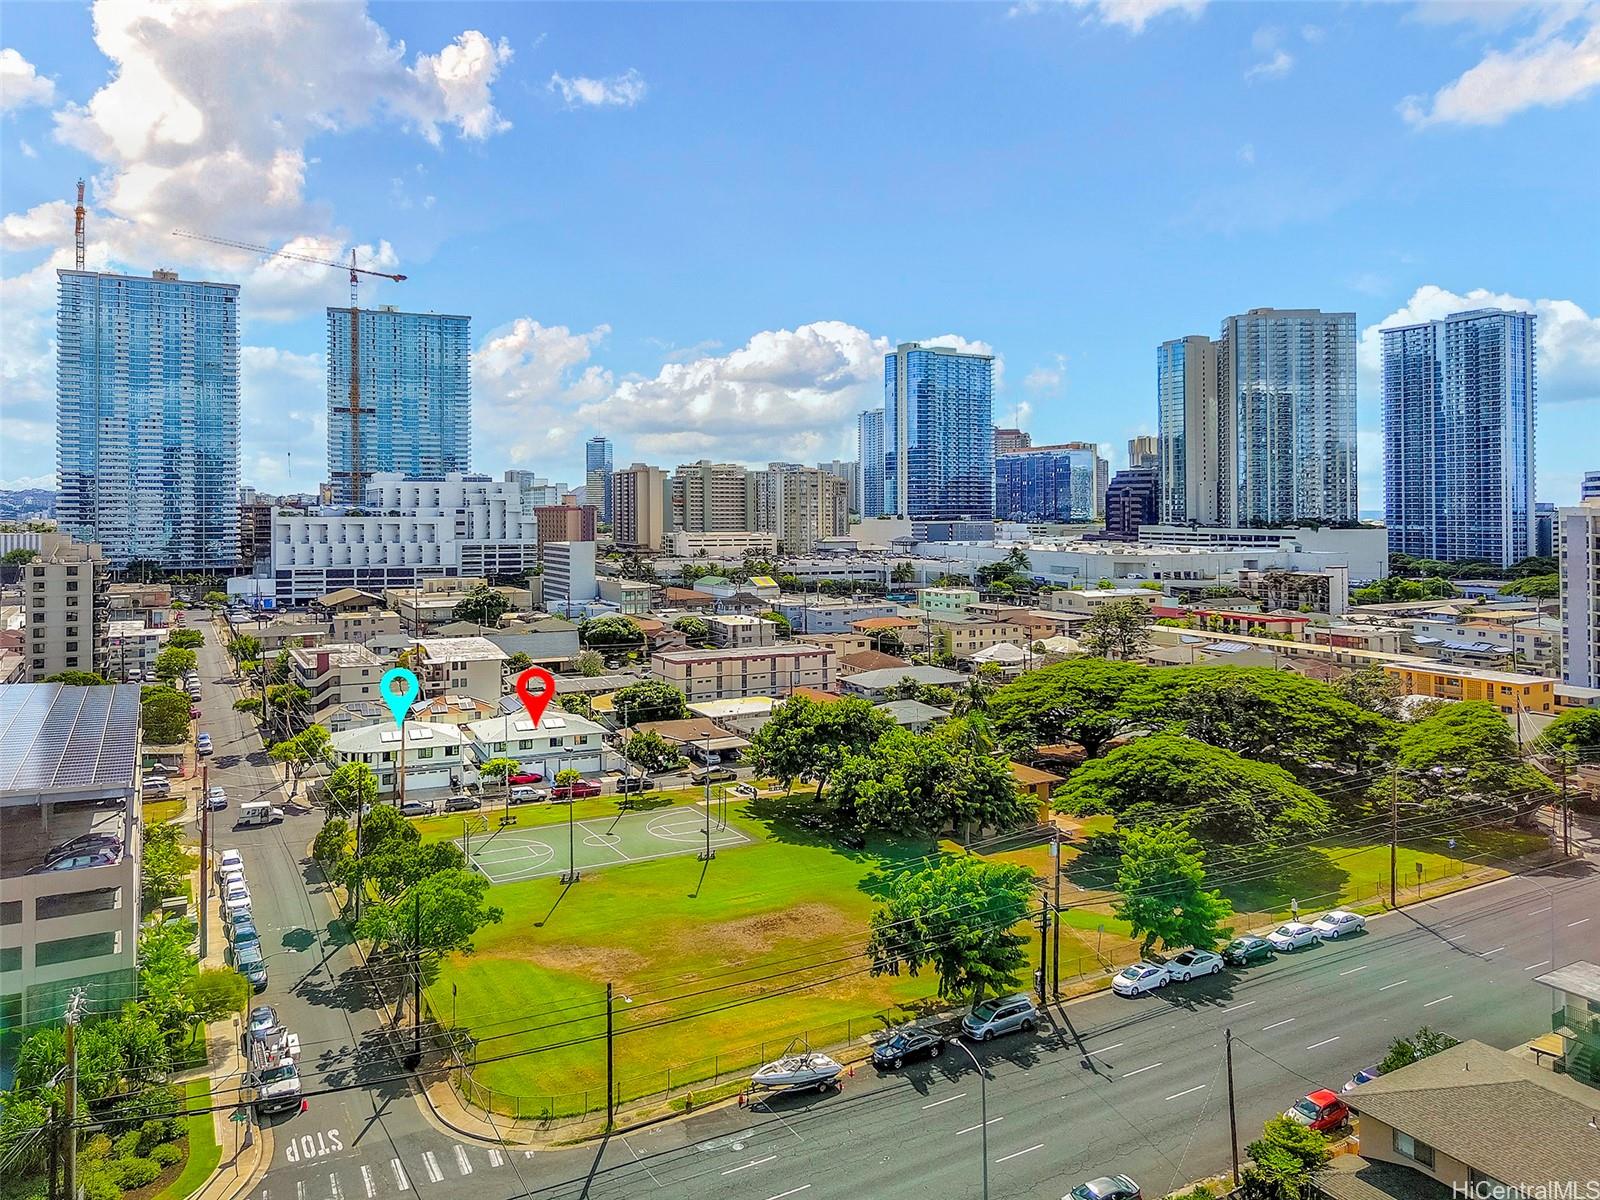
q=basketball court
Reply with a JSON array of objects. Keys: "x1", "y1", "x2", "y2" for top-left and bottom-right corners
[{"x1": 464, "y1": 801, "x2": 758, "y2": 884}]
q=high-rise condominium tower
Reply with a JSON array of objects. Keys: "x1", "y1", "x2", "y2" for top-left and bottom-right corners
[
  {"x1": 327, "y1": 307, "x2": 471, "y2": 502},
  {"x1": 1383, "y1": 308, "x2": 1536, "y2": 567},
  {"x1": 585, "y1": 437, "x2": 614, "y2": 523},
  {"x1": 884, "y1": 342, "x2": 994, "y2": 521},
  {"x1": 56, "y1": 269, "x2": 240, "y2": 568},
  {"x1": 857, "y1": 409, "x2": 886, "y2": 518}
]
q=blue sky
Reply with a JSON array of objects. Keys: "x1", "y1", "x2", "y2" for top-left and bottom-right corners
[{"x1": 2, "y1": 0, "x2": 1596, "y2": 509}]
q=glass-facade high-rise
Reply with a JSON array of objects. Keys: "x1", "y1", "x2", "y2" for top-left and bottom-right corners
[
  {"x1": 1383, "y1": 308, "x2": 1536, "y2": 567},
  {"x1": 857, "y1": 409, "x2": 885, "y2": 518},
  {"x1": 1219, "y1": 308, "x2": 1357, "y2": 525},
  {"x1": 56, "y1": 269, "x2": 240, "y2": 569},
  {"x1": 585, "y1": 436, "x2": 614, "y2": 523},
  {"x1": 994, "y1": 445, "x2": 1097, "y2": 522},
  {"x1": 884, "y1": 343, "x2": 994, "y2": 521},
  {"x1": 326, "y1": 307, "x2": 471, "y2": 502}
]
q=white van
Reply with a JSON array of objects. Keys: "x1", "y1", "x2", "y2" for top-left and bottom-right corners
[{"x1": 237, "y1": 801, "x2": 284, "y2": 827}]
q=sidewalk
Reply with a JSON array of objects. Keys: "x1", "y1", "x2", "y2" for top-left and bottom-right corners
[{"x1": 173, "y1": 1013, "x2": 274, "y2": 1200}]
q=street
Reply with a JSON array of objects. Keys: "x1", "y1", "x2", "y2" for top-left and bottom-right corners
[{"x1": 200, "y1": 627, "x2": 1599, "y2": 1200}]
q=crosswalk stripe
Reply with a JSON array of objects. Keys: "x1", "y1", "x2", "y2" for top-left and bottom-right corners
[
  {"x1": 422, "y1": 1151, "x2": 444, "y2": 1184},
  {"x1": 329, "y1": 1173, "x2": 343, "y2": 1200},
  {"x1": 488, "y1": 1148, "x2": 505, "y2": 1168},
  {"x1": 360, "y1": 1165, "x2": 374, "y2": 1198},
  {"x1": 454, "y1": 1145, "x2": 473, "y2": 1175},
  {"x1": 391, "y1": 1158, "x2": 409, "y2": 1191},
  {"x1": 295, "y1": 1182, "x2": 305, "y2": 1200}
]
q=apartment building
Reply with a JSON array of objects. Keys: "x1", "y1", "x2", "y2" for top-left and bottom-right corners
[
  {"x1": 756, "y1": 464, "x2": 849, "y2": 553},
  {"x1": 672, "y1": 461, "x2": 757, "y2": 531},
  {"x1": 330, "y1": 721, "x2": 470, "y2": 796},
  {"x1": 704, "y1": 614, "x2": 779, "y2": 648},
  {"x1": 289, "y1": 642, "x2": 387, "y2": 715},
  {"x1": 651, "y1": 644, "x2": 835, "y2": 700},
  {"x1": 927, "y1": 615, "x2": 1027, "y2": 658},
  {"x1": 540, "y1": 541, "x2": 598, "y2": 612},
  {"x1": 409, "y1": 636, "x2": 507, "y2": 703},
  {"x1": 1560, "y1": 500, "x2": 1600, "y2": 689},
  {"x1": 613, "y1": 463, "x2": 670, "y2": 551},
  {"x1": 465, "y1": 710, "x2": 610, "y2": 778},
  {"x1": 1, "y1": 684, "x2": 144, "y2": 1026},
  {"x1": 105, "y1": 620, "x2": 163, "y2": 682},
  {"x1": 1383, "y1": 662, "x2": 1556, "y2": 715},
  {"x1": 23, "y1": 535, "x2": 108, "y2": 682},
  {"x1": 770, "y1": 598, "x2": 900, "y2": 635},
  {"x1": 533, "y1": 501, "x2": 597, "y2": 546},
  {"x1": 917, "y1": 587, "x2": 980, "y2": 616},
  {"x1": 597, "y1": 577, "x2": 657, "y2": 615}
]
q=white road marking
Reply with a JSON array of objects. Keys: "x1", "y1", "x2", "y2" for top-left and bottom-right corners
[
  {"x1": 488, "y1": 1148, "x2": 504, "y2": 1168},
  {"x1": 1338, "y1": 965, "x2": 1368, "y2": 976},
  {"x1": 723, "y1": 1156, "x2": 778, "y2": 1176},
  {"x1": 295, "y1": 1182, "x2": 305, "y2": 1200},
  {"x1": 1483, "y1": 946, "x2": 1506, "y2": 956},
  {"x1": 956, "y1": 1117, "x2": 1004, "y2": 1136},
  {"x1": 1423, "y1": 995, "x2": 1453, "y2": 1007},
  {"x1": 922, "y1": 1093, "x2": 967, "y2": 1109},
  {"x1": 1086, "y1": 1042, "x2": 1125, "y2": 1058},
  {"x1": 763, "y1": 1187, "x2": 811, "y2": 1200},
  {"x1": 1306, "y1": 1036, "x2": 1341, "y2": 1050},
  {"x1": 1122, "y1": 1062, "x2": 1164, "y2": 1078},
  {"x1": 623, "y1": 1137, "x2": 665, "y2": 1189},
  {"x1": 994, "y1": 1144, "x2": 1045, "y2": 1163},
  {"x1": 328, "y1": 1174, "x2": 343, "y2": 1200},
  {"x1": 1165, "y1": 1085, "x2": 1208, "y2": 1101},
  {"x1": 1528, "y1": 906, "x2": 1552, "y2": 916},
  {"x1": 390, "y1": 1158, "x2": 409, "y2": 1191},
  {"x1": 1378, "y1": 979, "x2": 1409, "y2": 991},
  {"x1": 1524, "y1": 960, "x2": 1552, "y2": 971},
  {"x1": 1569, "y1": 918, "x2": 1591, "y2": 928},
  {"x1": 1261, "y1": 1018, "x2": 1295, "y2": 1031},
  {"x1": 421, "y1": 1151, "x2": 444, "y2": 1184},
  {"x1": 454, "y1": 1145, "x2": 473, "y2": 1175},
  {"x1": 359, "y1": 1165, "x2": 374, "y2": 1199},
  {"x1": 1220, "y1": 1001, "x2": 1256, "y2": 1014}
]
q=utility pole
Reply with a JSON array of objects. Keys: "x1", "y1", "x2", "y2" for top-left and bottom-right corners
[
  {"x1": 1225, "y1": 1027, "x2": 1240, "y2": 1186},
  {"x1": 605, "y1": 982, "x2": 615, "y2": 1129},
  {"x1": 1051, "y1": 826, "x2": 1062, "y2": 999},
  {"x1": 48, "y1": 1101, "x2": 60, "y2": 1200},
  {"x1": 64, "y1": 991, "x2": 87, "y2": 1200},
  {"x1": 1036, "y1": 898, "x2": 1049, "y2": 1005},
  {"x1": 1389, "y1": 764, "x2": 1399, "y2": 909},
  {"x1": 407, "y1": 892, "x2": 423, "y2": 1069},
  {"x1": 199, "y1": 763, "x2": 210, "y2": 960},
  {"x1": 1560, "y1": 748, "x2": 1574, "y2": 857}
]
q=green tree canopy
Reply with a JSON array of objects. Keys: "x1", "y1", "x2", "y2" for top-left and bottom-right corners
[
  {"x1": 611, "y1": 679, "x2": 688, "y2": 724},
  {"x1": 830, "y1": 723, "x2": 1032, "y2": 838},
  {"x1": 355, "y1": 868, "x2": 504, "y2": 955},
  {"x1": 1057, "y1": 733, "x2": 1331, "y2": 850},
  {"x1": 1500, "y1": 573, "x2": 1558, "y2": 599},
  {"x1": 1351, "y1": 576, "x2": 1458, "y2": 604},
  {"x1": 167, "y1": 627, "x2": 204, "y2": 649},
  {"x1": 1388, "y1": 700, "x2": 1552, "y2": 821},
  {"x1": 504, "y1": 650, "x2": 533, "y2": 672},
  {"x1": 1112, "y1": 826, "x2": 1233, "y2": 956},
  {"x1": 989, "y1": 658, "x2": 1150, "y2": 758},
  {"x1": 1333, "y1": 663, "x2": 1404, "y2": 721},
  {"x1": 312, "y1": 817, "x2": 353, "y2": 874},
  {"x1": 622, "y1": 728, "x2": 685, "y2": 776},
  {"x1": 1242, "y1": 1116, "x2": 1331, "y2": 1200},
  {"x1": 759, "y1": 610, "x2": 792, "y2": 636},
  {"x1": 43, "y1": 670, "x2": 111, "y2": 686},
  {"x1": 452, "y1": 584, "x2": 511, "y2": 627},
  {"x1": 1079, "y1": 599, "x2": 1152, "y2": 660},
  {"x1": 324, "y1": 761, "x2": 378, "y2": 818},
  {"x1": 1, "y1": 547, "x2": 39, "y2": 565},
  {"x1": 748, "y1": 695, "x2": 893, "y2": 798},
  {"x1": 226, "y1": 633, "x2": 262, "y2": 662},
  {"x1": 139, "y1": 823, "x2": 189, "y2": 906},
  {"x1": 140, "y1": 688, "x2": 192, "y2": 745},
  {"x1": 575, "y1": 648, "x2": 605, "y2": 676},
  {"x1": 581, "y1": 615, "x2": 643, "y2": 648},
  {"x1": 672, "y1": 615, "x2": 711, "y2": 643},
  {"x1": 1537, "y1": 708, "x2": 1600, "y2": 752},
  {"x1": 1377, "y1": 1026, "x2": 1459, "y2": 1074},
  {"x1": 867, "y1": 857, "x2": 1035, "y2": 1003},
  {"x1": 152, "y1": 646, "x2": 197, "y2": 683}
]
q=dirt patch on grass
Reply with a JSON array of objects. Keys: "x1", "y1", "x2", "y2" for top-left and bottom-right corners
[
  {"x1": 685, "y1": 903, "x2": 851, "y2": 957},
  {"x1": 515, "y1": 944, "x2": 652, "y2": 980}
]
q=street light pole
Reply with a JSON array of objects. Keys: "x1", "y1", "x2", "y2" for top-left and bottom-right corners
[
  {"x1": 951, "y1": 1038, "x2": 989, "y2": 1200},
  {"x1": 605, "y1": 982, "x2": 615, "y2": 1129},
  {"x1": 1225, "y1": 1027, "x2": 1240, "y2": 1186}
]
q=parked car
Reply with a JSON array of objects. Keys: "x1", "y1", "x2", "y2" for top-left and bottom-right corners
[
  {"x1": 247, "y1": 1004, "x2": 280, "y2": 1042},
  {"x1": 442, "y1": 795, "x2": 481, "y2": 813},
  {"x1": 28, "y1": 851, "x2": 118, "y2": 874},
  {"x1": 871, "y1": 1026, "x2": 945, "y2": 1069},
  {"x1": 190, "y1": 705, "x2": 202, "y2": 719},
  {"x1": 1165, "y1": 949, "x2": 1225, "y2": 981},
  {"x1": 205, "y1": 787, "x2": 228, "y2": 810},
  {"x1": 1222, "y1": 935, "x2": 1275, "y2": 967},
  {"x1": 1343, "y1": 1066, "x2": 1382, "y2": 1092},
  {"x1": 46, "y1": 832, "x2": 122, "y2": 860},
  {"x1": 508, "y1": 786, "x2": 549, "y2": 805},
  {"x1": 196, "y1": 732, "x2": 214, "y2": 756},
  {"x1": 1065, "y1": 1176, "x2": 1142, "y2": 1200},
  {"x1": 551, "y1": 779, "x2": 602, "y2": 799},
  {"x1": 229, "y1": 916, "x2": 260, "y2": 947},
  {"x1": 1284, "y1": 1090, "x2": 1350, "y2": 1132},
  {"x1": 219, "y1": 867, "x2": 247, "y2": 894},
  {"x1": 223, "y1": 896, "x2": 253, "y2": 923},
  {"x1": 1311, "y1": 910, "x2": 1366, "y2": 939},
  {"x1": 1266, "y1": 922, "x2": 1320, "y2": 952},
  {"x1": 961, "y1": 993, "x2": 1039, "y2": 1041},
  {"x1": 508, "y1": 771, "x2": 543, "y2": 785},
  {"x1": 216, "y1": 848, "x2": 244, "y2": 877},
  {"x1": 222, "y1": 879, "x2": 250, "y2": 905},
  {"x1": 233, "y1": 940, "x2": 268, "y2": 991},
  {"x1": 616, "y1": 776, "x2": 657, "y2": 794},
  {"x1": 1112, "y1": 961, "x2": 1171, "y2": 997},
  {"x1": 142, "y1": 776, "x2": 171, "y2": 796},
  {"x1": 398, "y1": 798, "x2": 434, "y2": 817},
  {"x1": 689, "y1": 766, "x2": 736, "y2": 784}
]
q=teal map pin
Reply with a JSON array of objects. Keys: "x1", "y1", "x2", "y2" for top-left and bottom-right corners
[{"x1": 380, "y1": 668, "x2": 420, "y2": 730}]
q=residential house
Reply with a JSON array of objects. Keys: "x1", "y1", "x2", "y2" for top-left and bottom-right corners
[
  {"x1": 686, "y1": 697, "x2": 778, "y2": 736},
  {"x1": 289, "y1": 642, "x2": 387, "y2": 716},
  {"x1": 704, "y1": 614, "x2": 778, "y2": 648},
  {"x1": 632, "y1": 718, "x2": 750, "y2": 767},
  {"x1": 465, "y1": 711, "x2": 611, "y2": 778},
  {"x1": 330, "y1": 722, "x2": 470, "y2": 796},
  {"x1": 485, "y1": 616, "x2": 581, "y2": 670},
  {"x1": 838, "y1": 664, "x2": 966, "y2": 699},
  {"x1": 409, "y1": 636, "x2": 508, "y2": 703},
  {"x1": 873, "y1": 699, "x2": 947, "y2": 732},
  {"x1": 1535, "y1": 961, "x2": 1600, "y2": 1084}
]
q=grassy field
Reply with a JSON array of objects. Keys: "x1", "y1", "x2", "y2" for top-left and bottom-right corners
[
  {"x1": 144, "y1": 797, "x2": 186, "y2": 824},
  {"x1": 430, "y1": 800, "x2": 964, "y2": 1115}
]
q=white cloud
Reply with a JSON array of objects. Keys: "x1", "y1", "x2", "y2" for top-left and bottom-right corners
[
  {"x1": 1246, "y1": 48, "x2": 1294, "y2": 81},
  {"x1": 548, "y1": 69, "x2": 647, "y2": 109},
  {"x1": 1300, "y1": 24, "x2": 1326, "y2": 43},
  {"x1": 1400, "y1": 9, "x2": 1600, "y2": 126},
  {"x1": 1010, "y1": 0, "x2": 1207, "y2": 32},
  {"x1": 473, "y1": 318, "x2": 615, "y2": 467},
  {"x1": 1023, "y1": 354, "x2": 1067, "y2": 394},
  {"x1": 0, "y1": 48, "x2": 54, "y2": 111},
  {"x1": 18, "y1": 139, "x2": 35, "y2": 157},
  {"x1": 1358, "y1": 285, "x2": 1600, "y2": 407}
]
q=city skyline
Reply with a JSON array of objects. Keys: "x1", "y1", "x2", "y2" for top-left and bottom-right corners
[{"x1": 2, "y1": 2, "x2": 1597, "y2": 507}]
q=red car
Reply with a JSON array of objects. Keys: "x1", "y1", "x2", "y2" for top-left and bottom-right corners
[
  {"x1": 508, "y1": 771, "x2": 543, "y2": 785},
  {"x1": 1285, "y1": 1090, "x2": 1350, "y2": 1132},
  {"x1": 550, "y1": 779, "x2": 601, "y2": 799}
]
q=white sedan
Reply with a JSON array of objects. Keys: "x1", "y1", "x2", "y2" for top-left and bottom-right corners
[
  {"x1": 1311, "y1": 910, "x2": 1366, "y2": 939},
  {"x1": 1166, "y1": 949, "x2": 1224, "y2": 981},
  {"x1": 1267, "y1": 922, "x2": 1321, "y2": 951},
  {"x1": 1112, "y1": 961, "x2": 1171, "y2": 996}
]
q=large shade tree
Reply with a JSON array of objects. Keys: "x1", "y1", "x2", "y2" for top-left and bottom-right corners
[
  {"x1": 748, "y1": 695, "x2": 893, "y2": 798},
  {"x1": 1113, "y1": 825, "x2": 1234, "y2": 956},
  {"x1": 1387, "y1": 700, "x2": 1552, "y2": 823},
  {"x1": 989, "y1": 658, "x2": 1150, "y2": 758}
]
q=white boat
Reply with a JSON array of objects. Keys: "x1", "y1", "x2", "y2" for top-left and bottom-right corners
[{"x1": 750, "y1": 1050, "x2": 843, "y2": 1092}]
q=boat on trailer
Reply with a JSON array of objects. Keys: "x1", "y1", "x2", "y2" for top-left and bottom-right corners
[{"x1": 750, "y1": 1046, "x2": 844, "y2": 1093}]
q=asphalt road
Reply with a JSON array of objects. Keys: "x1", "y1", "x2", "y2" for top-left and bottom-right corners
[{"x1": 200, "y1": 624, "x2": 1598, "y2": 1200}]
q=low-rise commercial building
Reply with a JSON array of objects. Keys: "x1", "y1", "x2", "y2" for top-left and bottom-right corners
[
  {"x1": 631, "y1": 718, "x2": 750, "y2": 766},
  {"x1": 687, "y1": 696, "x2": 778, "y2": 736},
  {"x1": 1, "y1": 683, "x2": 143, "y2": 1025},
  {"x1": 651, "y1": 644, "x2": 834, "y2": 700},
  {"x1": 668, "y1": 530, "x2": 777, "y2": 558},
  {"x1": 598, "y1": 577, "x2": 657, "y2": 616}
]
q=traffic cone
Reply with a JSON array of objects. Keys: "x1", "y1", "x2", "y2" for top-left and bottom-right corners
[
  {"x1": 738, "y1": 1092, "x2": 745, "y2": 1107},
  {"x1": 300, "y1": 1099, "x2": 308, "y2": 1113}
]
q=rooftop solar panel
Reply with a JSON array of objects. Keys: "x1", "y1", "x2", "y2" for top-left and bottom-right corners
[{"x1": 0, "y1": 683, "x2": 141, "y2": 793}]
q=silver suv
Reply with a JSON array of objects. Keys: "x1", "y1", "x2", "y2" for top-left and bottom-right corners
[{"x1": 961, "y1": 993, "x2": 1040, "y2": 1041}]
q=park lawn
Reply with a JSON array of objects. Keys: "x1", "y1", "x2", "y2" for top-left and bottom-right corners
[
  {"x1": 151, "y1": 1079, "x2": 221, "y2": 1200},
  {"x1": 432, "y1": 818, "x2": 958, "y2": 1114},
  {"x1": 144, "y1": 797, "x2": 185, "y2": 824}
]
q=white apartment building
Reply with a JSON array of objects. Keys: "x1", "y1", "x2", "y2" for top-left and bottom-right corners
[
  {"x1": 651, "y1": 644, "x2": 835, "y2": 700},
  {"x1": 22, "y1": 535, "x2": 108, "y2": 682},
  {"x1": 756, "y1": 465, "x2": 849, "y2": 554},
  {"x1": 2, "y1": 684, "x2": 144, "y2": 1025},
  {"x1": 289, "y1": 642, "x2": 387, "y2": 715},
  {"x1": 542, "y1": 541, "x2": 598, "y2": 611},
  {"x1": 465, "y1": 711, "x2": 611, "y2": 778},
  {"x1": 1560, "y1": 500, "x2": 1600, "y2": 689},
  {"x1": 270, "y1": 473, "x2": 539, "y2": 603},
  {"x1": 669, "y1": 530, "x2": 778, "y2": 558},
  {"x1": 704, "y1": 614, "x2": 778, "y2": 648},
  {"x1": 330, "y1": 721, "x2": 470, "y2": 796},
  {"x1": 106, "y1": 620, "x2": 164, "y2": 681},
  {"x1": 410, "y1": 636, "x2": 507, "y2": 703}
]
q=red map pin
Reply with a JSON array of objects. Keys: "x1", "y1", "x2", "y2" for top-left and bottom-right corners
[{"x1": 515, "y1": 666, "x2": 557, "y2": 726}]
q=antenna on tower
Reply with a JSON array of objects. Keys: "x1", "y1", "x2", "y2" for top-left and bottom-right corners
[{"x1": 74, "y1": 179, "x2": 86, "y2": 270}]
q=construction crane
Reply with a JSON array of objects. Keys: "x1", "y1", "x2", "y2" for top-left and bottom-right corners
[
  {"x1": 173, "y1": 229, "x2": 406, "y2": 503},
  {"x1": 74, "y1": 179, "x2": 85, "y2": 270}
]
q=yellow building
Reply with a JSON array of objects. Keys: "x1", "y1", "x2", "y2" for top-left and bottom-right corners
[{"x1": 1382, "y1": 662, "x2": 1555, "y2": 714}]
